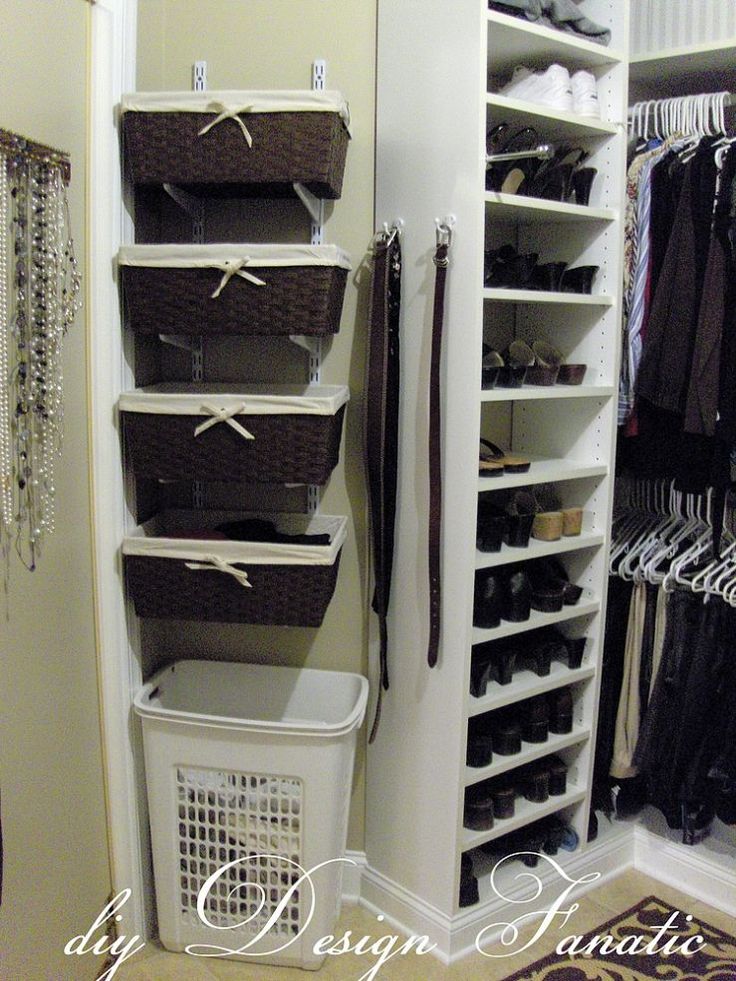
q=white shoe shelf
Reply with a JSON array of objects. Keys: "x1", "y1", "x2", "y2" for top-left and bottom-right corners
[{"x1": 369, "y1": 0, "x2": 628, "y2": 958}]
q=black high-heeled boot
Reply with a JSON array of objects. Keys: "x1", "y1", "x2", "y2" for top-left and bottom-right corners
[
  {"x1": 565, "y1": 636, "x2": 587, "y2": 668},
  {"x1": 571, "y1": 166, "x2": 597, "y2": 206},
  {"x1": 548, "y1": 687, "x2": 573, "y2": 734},
  {"x1": 547, "y1": 755, "x2": 568, "y2": 795},
  {"x1": 521, "y1": 695, "x2": 550, "y2": 743},
  {"x1": 561, "y1": 264, "x2": 599, "y2": 294},
  {"x1": 504, "y1": 491, "x2": 536, "y2": 548},
  {"x1": 528, "y1": 261, "x2": 568, "y2": 292},
  {"x1": 493, "y1": 718, "x2": 522, "y2": 755},
  {"x1": 476, "y1": 502, "x2": 507, "y2": 552},
  {"x1": 470, "y1": 643, "x2": 495, "y2": 697},
  {"x1": 467, "y1": 717, "x2": 494, "y2": 768},
  {"x1": 486, "y1": 126, "x2": 541, "y2": 193},
  {"x1": 497, "y1": 339, "x2": 534, "y2": 387},
  {"x1": 484, "y1": 245, "x2": 539, "y2": 289},
  {"x1": 464, "y1": 784, "x2": 496, "y2": 830},
  {"x1": 490, "y1": 782, "x2": 516, "y2": 819},
  {"x1": 542, "y1": 815, "x2": 579, "y2": 854},
  {"x1": 474, "y1": 569, "x2": 502, "y2": 628},
  {"x1": 459, "y1": 853, "x2": 479, "y2": 908},
  {"x1": 526, "y1": 146, "x2": 588, "y2": 200},
  {"x1": 518, "y1": 763, "x2": 550, "y2": 803},
  {"x1": 492, "y1": 647, "x2": 518, "y2": 685},
  {"x1": 522, "y1": 640, "x2": 554, "y2": 677},
  {"x1": 501, "y1": 567, "x2": 532, "y2": 622}
]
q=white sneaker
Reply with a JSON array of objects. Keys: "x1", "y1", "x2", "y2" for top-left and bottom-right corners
[
  {"x1": 499, "y1": 64, "x2": 573, "y2": 113},
  {"x1": 571, "y1": 70, "x2": 600, "y2": 118}
]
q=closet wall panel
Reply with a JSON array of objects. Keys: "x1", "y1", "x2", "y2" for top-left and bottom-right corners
[
  {"x1": 631, "y1": 0, "x2": 736, "y2": 54},
  {"x1": 0, "y1": 2, "x2": 111, "y2": 978}
]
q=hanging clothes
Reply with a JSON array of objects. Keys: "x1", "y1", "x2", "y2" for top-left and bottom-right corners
[
  {"x1": 618, "y1": 138, "x2": 736, "y2": 528},
  {"x1": 636, "y1": 139, "x2": 718, "y2": 416},
  {"x1": 683, "y1": 146, "x2": 736, "y2": 436}
]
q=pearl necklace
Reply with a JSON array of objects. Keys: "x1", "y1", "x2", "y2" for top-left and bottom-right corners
[
  {"x1": 0, "y1": 152, "x2": 11, "y2": 539},
  {"x1": 1, "y1": 152, "x2": 80, "y2": 576}
]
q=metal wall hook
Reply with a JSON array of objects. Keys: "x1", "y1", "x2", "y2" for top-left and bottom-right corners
[
  {"x1": 374, "y1": 218, "x2": 404, "y2": 249},
  {"x1": 435, "y1": 215, "x2": 455, "y2": 248}
]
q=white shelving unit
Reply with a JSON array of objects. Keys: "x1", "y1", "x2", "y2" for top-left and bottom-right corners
[{"x1": 367, "y1": 0, "x2": 628, "y2": 957}]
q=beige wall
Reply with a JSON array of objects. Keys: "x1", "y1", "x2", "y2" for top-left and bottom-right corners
[
  {"x1": 0, "y1": 1, "x2": 111, "y2": 978},
  {"x1": 135, "y1": 0, "x2": 377, "y2": 850}
]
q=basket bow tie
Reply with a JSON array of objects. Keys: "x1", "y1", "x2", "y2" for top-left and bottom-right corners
[
  {"x1": 184, "y1": 555, "x2": 253, "y2": 588},
  {"x1": 198, "y1": 103, "x2": 254, "y2": 146},
  {"x1": 193, "y1": 403, "x2": 256, "y2": 441},
  {"x1": 211, "y1": 258, "x2": 267, "y2": 299}
]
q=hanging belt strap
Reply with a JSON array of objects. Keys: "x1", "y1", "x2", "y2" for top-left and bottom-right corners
[
  {"x1": 428, "y1": 222, "x2": 452, "y2": 668},
  {"x1": 365, "y1": 224, "x2": 402, "y2": 743}
]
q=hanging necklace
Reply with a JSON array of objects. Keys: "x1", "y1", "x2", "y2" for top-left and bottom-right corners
[{"x1": 0, "y1": 148, "x2": 81, "y2": 579}]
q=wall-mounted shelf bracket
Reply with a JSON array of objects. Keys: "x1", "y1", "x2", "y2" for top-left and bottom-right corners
[
  {"x1": 162, "y1": 183, "x2": 204, "y2": 221},
  {"x1": 289, "y1": 335, "x2": 323, "y2": 382},
  {"x1": 292, "y1": 182, "x2": 325, "y2": 231},
  {"x1": 158, "y1": 334, "x2": 199, "y2": 352},
  {"x1": 307, "y1": 485, "x2": 321, "y2": 515}
]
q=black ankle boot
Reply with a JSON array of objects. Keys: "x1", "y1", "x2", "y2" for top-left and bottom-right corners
[
  {"x1": 474, "y1": 569, "x2": 502, "y2": 628},
  {"x1": 459, "y1": 853, "x2": 479, "y2": 907},
  {"x1": 502, "y1": 567, "x2": 532, "y2": 622}
]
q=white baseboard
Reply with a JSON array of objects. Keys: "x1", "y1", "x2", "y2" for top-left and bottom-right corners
[
  {"x1": 342, "y1": 849, "x2": 368, "y2": 904},
  {"x1": 348, "y1": 823, "x2": 736, "y2": 961},
  {"x1": 633, "y1": 825, "x2": 736, "y2": 917},
  {"x1": 357, "y1": 825, "x2": 634, "y2": 962}
]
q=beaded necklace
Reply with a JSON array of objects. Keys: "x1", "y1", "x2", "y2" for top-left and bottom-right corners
[{"x1": 0, "y1": 148, "x2": 81, "y2": 580}]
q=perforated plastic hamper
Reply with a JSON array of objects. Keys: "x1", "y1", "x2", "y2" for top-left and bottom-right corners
[{"x1": 133, "y1": 660, "x2": 368, "y2": 970}]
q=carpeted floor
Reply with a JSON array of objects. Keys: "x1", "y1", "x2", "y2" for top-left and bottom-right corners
[{"x1": 503, "y1": 895, "x2": 736, "y2": 980}]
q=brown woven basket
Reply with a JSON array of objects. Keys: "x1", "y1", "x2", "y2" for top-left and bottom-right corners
[
  {"x1": 124, "y1": 553, "x2": 342, "y2": 625},
  {"x1": 121, "y1": 405, "x2": 346, "y2": 484},
  {"x1": 121, "y1": 263, "x2": 347, "y2": 336},
  {"x1": 122, "y1": 111, "x2": 349, "y2": 199}
]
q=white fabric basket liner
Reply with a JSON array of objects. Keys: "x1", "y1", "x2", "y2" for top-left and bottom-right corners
[
  {"x1": 118, "y1": 382, "x2": 350, "y2": 416},
  {"x1": 118, "y1": 242, "x2": 352, "y2": 271},
  {"x1": 123, "y1": 510, "x2": 348, "y2": 566},
  {"x1": 133, "y1": 659, "x2": 368, "y2": 737},
  {"x1": 121, "y1": 89, "x2": 351, "y2": 132}
]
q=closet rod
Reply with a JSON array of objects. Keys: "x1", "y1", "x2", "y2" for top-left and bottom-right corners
[
  {"x1": 630, "y1": 93, "x2": 736, "y2": 107},
  {"x1": 0, "y1": 127, "x2": 71, "y2": 184}
]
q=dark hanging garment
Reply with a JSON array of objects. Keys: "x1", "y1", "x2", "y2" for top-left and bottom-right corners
[
  {"x1": 637, "y1": 141, "x2": 718, "y2": 415},
  {"x1": 685, "y1": 146, "x2": 736, "y2": 437},
  {"x1": 592, "y1": 576, "x2": 632, "y2": 814},
  {"x1": 633, "y1": 589, "x2": 702, "y2": 825},
  {"x1": 648, "y1": 151, "x2": 685, "y2": 298}
]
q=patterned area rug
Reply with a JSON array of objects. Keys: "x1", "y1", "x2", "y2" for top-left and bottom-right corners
[{"x1": 504, "y1": 895, "x2": 736, "y2": 980}]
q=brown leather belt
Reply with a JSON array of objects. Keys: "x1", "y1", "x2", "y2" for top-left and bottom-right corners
[
  {"x1": 365, "y1": 225, "x2": 401, "y2": 740},
  {"x1": 428, "y1": 231, "x2": 451, "y2": 667}
]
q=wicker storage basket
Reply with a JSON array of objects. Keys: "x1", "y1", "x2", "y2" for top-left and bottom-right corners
[
  {"x1": 118, "y1": 244, "x2": 351, "y2": 336},
  {"x1": 123, "y1": 511, "x2": 347, "y2": 625},
  {"x1": 121, "y1": 90, "x2": 351, "y2": 198},
  {"x1": 119, "y1": 383, "x2": 349, "y2": 484}
]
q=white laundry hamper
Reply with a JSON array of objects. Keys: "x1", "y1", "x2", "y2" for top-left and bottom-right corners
[{"x1": 133, "y1": 659, "x2": 368, "y2": 970}]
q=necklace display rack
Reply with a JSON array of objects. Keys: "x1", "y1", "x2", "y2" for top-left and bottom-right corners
[{"x1": 0, "y1": 127, "x2": 81, "y2": 580}]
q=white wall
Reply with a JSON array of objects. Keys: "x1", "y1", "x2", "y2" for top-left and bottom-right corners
[
  {"x1": 0, "y1": 2, "x2": 111, "y2": 978},
  {"x1": 631, "y1": 0, "x2": 736, "y2": 54}
]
